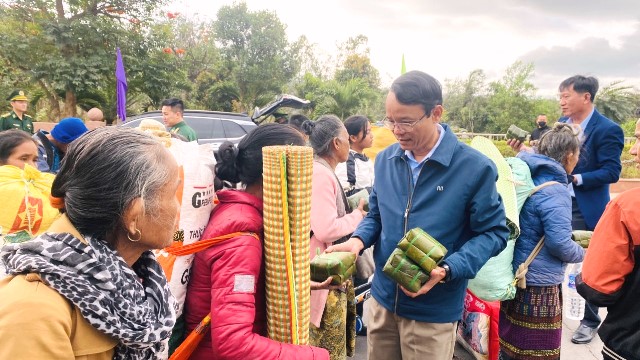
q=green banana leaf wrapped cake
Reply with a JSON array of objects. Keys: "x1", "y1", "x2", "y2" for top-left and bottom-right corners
[
  {"x1": 383, "y1": 248, "x2": 430, "y2": 293},
  {"x1": 347, "y1": 188, "x2": 369, "y2": 212},
  {"x1": 310, "y1": 252, "x2": 356, "y2": 285},
  {"x1": 571, "y1": 230, "x2": 592, "y2": 248},
  {"x1": 506, "y1": 124, "x2": 530, "y2": 143},
  {"x1": 396, "y1": 228, "x2": 447, "y2": 273}
]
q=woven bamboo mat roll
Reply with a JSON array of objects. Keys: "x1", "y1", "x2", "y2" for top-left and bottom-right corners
[{"x1": 263, "y1": 145, "x2": 313, "y2": 345}]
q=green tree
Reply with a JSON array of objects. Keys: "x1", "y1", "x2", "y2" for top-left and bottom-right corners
[
  {"x1": 595, "y1": 80, "x2": 640, "y2": 124},
  {"x1": 531, "y1": 98, "x2": 562, "y2": 125},
  {"x1": 214, "y1": 2, "x2": 300, "y2": 111},
  {"x1": 485, "y1": 61, "x2": 537, "y2": 132},
  {"x1": 0, "y1": 0, "x2": 166, "y2": 119},
  {"x1": 334, "y1": 35, "x2": 380, "y2": 89},
  {"x1": 443, "y1": 69, "x2": 489, "y2": 132}
]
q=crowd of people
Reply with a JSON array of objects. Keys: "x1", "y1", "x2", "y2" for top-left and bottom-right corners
[{"x1": 0, "y1": 70, "x2": 637, "y2": 360}]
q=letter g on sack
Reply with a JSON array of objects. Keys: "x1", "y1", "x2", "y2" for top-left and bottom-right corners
[{"x1": 192, "y1": 192, "x2": 202, "y2": 208}]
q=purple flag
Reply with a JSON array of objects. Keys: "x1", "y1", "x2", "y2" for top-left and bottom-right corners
[{"x1": 116, "y1": 47, "x2": 128, "y2": 122}]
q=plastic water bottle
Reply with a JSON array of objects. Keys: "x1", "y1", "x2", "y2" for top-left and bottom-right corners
[{"x1": 565, "y1": 263, "x2": 585, "y2": 320}]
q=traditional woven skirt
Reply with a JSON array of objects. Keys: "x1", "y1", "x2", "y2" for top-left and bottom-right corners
[
  {"x1": 499, "y1": 285, "x2": 562, "y2": 360},
  {"x1": 309, "y1": 284, "x2": 356, "y2": 360}
]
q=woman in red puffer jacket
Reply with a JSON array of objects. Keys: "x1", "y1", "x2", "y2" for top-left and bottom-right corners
[{"x1": 183, "y1": 124, "x2": 329, "y2": 360}]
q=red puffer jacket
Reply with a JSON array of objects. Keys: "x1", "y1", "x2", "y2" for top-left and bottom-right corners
[{"x1": 184, "y1": 189, "x2": 329, "y2": 360}]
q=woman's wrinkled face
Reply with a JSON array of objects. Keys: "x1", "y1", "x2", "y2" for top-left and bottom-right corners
[
  {"x1": 5, "y1": 140, "x2": 38, "y2": 169},
  {"x1": 137, "y1": 152, "x2": 181, "y2": 250},
  {"x1": 336, "y1": 127, "x2": 351, "y2": 163},
  {"x1": 564, "y1": 149, "x2": 580, "y2": 174}
]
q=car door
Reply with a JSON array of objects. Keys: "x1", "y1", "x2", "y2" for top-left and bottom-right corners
[
  {"x1": 183, "y1": 116, "x2": 214, "y2": 142},
  {"x1": 221, "y1": 120, "x2": 250, "y2": 145}
]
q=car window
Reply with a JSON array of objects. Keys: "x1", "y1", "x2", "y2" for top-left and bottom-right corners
[
  {"x1": 240, "y1": 122, "x2": 257, "y2": 134},
  {"x1": 209, "y1": 119, "x2": 224, "y2": 139},
  {"x1": 184, "y1": 116, "x2": 215, "y2": 139},
  {"x1": 222, "y1": 120, "x2": 248, "y2": 139}
]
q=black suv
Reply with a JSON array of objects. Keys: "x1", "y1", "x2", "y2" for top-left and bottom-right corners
[{"x1": 121, "y1": 94, "x2": 310, "y2": 151}]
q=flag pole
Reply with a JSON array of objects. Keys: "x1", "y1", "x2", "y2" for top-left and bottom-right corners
[{"x1": 401, "y1": 54, "x2": 407, "y2": 75}]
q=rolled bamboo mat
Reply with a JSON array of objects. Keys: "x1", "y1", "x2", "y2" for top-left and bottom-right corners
[{"x1": 262, "y1": 145, "x2": 313, "y2": 345}]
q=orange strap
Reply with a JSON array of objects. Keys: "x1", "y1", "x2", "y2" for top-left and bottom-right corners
[
  {"x1": 169, "y1": 314, "x2": 212, "y2": 360},
  {"x1": 164, "y1": 232, "x2": 259, "y2": 256}
]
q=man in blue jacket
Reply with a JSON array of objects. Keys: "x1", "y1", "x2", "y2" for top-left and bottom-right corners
[
  {"x1": 558, "y1": 75, "x2": 624, "y2": 344},
  {"x1": 328, "y1": 71, "x2": 509, "y2": 360}
]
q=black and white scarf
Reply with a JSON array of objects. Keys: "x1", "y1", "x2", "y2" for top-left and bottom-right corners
[{"x1": 1, "y1": 232, "x2": 176, "y2": 360}]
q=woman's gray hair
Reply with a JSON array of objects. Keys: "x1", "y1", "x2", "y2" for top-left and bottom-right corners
[
  {"x1": 302, "y1": 114, "x2": 344, "y2": 157},
  {"x1": 51, "y1": 127, "x2": 173, "y2": 246},
  {"x1": 537, "y1": 123, "x2": 581, "y2": 167}
]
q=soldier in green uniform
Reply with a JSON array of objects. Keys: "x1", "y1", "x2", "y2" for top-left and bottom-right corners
[
  {"x1": 161, "y1": 98, "x2": 197, "y2": 142},
  {"x1": 0, "y1": 90, "x2": 34, "y2": 134}
]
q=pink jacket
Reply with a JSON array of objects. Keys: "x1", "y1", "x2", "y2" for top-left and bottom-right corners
[
  {"x1": 184, "y1": 190, "x2": 329, "y2": 360},
  {"x1": 309, "y1": 161, "x2": 364, "y2": 327}
]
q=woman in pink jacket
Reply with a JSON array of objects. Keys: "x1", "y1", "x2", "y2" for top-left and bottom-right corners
[
  {"x1": 183, "y1": 124, "x2": 329, "y2": 360},
  {"x1": 302, "y1": 115, "x2": 367, "y2": 360}
]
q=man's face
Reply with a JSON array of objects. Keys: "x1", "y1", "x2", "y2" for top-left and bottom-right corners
[
  {"x1": 162, "y1": 106, "x2": 181, "y2": 127},
  {"x1": 536, "y1": 115, "x2": 547, "y2": 126},
  {"x1": 558, "y1": 85, "x2": 590, "y2": 118},
  {"x1": 384, "y1": 92, "x2": 440, "y2": 152},
  {"x1": 629, "y1": 120, "x2": 640, "y2": 165},
  {"x1": 10, "y1": 100, "x2": 27, "y2": 113}
]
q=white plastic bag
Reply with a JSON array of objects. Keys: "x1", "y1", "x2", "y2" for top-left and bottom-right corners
[{"x1": 154, "y1": 140, "x2": 216, "y2": 317}]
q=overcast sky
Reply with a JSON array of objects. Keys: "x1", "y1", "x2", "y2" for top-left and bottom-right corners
[{"x1": 173, "y1": 0, "x2": 640, "y2": 96}]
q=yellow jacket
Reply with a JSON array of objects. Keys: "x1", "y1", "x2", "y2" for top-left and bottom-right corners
[{"x1": 0, "y1": 216, "x2": 117, "y2": 359}]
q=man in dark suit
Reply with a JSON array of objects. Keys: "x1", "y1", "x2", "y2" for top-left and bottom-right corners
[{"x1": 557, "y1": 75, "x2": 624, "y2": 344}]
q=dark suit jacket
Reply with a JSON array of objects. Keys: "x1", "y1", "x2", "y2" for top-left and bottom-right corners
[{"x1": 560, "y1": 109, "x2": 624, "y2": 230}]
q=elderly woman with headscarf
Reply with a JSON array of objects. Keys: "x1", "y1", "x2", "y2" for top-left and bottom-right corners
[
  {"x1": 0, "y1": 127, "x2": 179, "y2": 359},
  {"x1": 303, "y1": 115, "x2": 367, "y2": 360}
]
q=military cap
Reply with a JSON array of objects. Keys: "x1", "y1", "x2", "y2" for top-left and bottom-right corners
[{"x1": 7, "y1": 90, "x2": 28, "y2": 101}]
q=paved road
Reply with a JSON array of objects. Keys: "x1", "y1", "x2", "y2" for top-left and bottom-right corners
[{"x1": 351, "y1": 281, "x2": 605, "y2": 360}]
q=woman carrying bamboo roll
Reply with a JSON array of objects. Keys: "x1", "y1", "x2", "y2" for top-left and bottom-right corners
[{"x1": 182, "y1": 124, "x2": 329, "y2": 360}]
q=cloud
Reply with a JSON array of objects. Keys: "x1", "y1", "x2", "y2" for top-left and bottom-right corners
[
  {"x1": 519, "y1": 0, "x2": 640, "y2": 20},
  {"x1": 180, "y1": 0, "x2": 640, "y2": 94},
  {"x1": 520, "y1": 27, "x2": 640, "y2": 78}
]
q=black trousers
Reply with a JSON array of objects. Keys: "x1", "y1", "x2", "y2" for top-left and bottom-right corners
[{"x1": 572, "y1": 197, "x2": 601, "y2": 329}]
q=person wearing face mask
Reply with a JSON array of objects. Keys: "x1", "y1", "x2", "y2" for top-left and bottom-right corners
[{"x1": 529, "y1": 114, "x2": 550, "y2": 146}]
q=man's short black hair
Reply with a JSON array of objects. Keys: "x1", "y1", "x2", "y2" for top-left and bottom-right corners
[
  {"x1": 390, "y1": 70, "x2": 443, "y2": 114},
  {"x1": 559, "y1": 75, "x2": 599, "y2": 103},
  {"x1": 288, "y1": 114, "x2": 309, "y2": 132},
  {"x1": 161, "y1": 98, "x2": 184, "y2": 113}
]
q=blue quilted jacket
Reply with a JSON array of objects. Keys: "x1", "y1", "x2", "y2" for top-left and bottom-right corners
[{"x1": 513, "y1": 152, "x2": 585, "y2": 286}]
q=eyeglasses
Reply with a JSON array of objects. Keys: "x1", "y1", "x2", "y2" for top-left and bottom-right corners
[{"x1": 382, "y1": 112, "x2": 428, "y2": 131}]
